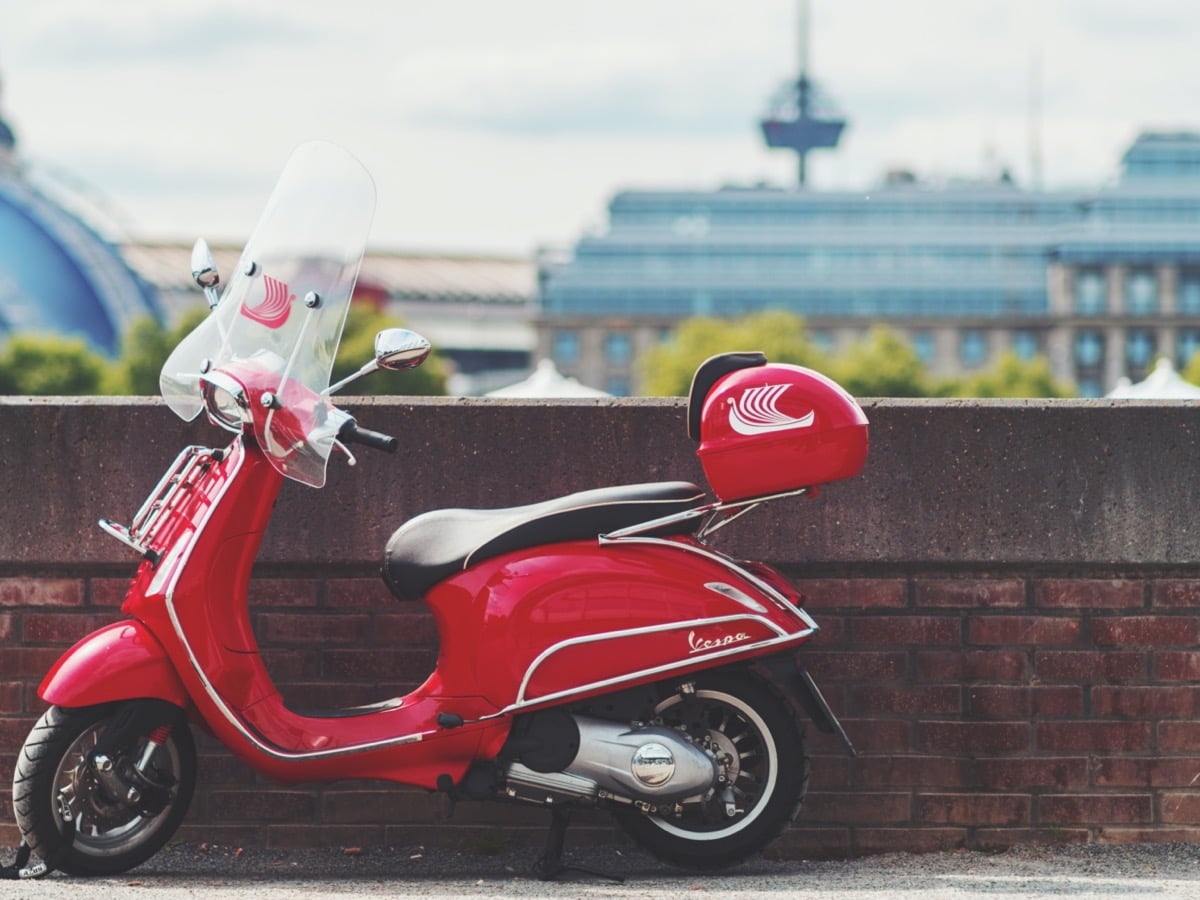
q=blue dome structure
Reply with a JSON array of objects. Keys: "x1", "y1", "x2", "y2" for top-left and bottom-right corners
[{"x1": 0, "y1": 78, "x2": 160, "y2": 355}]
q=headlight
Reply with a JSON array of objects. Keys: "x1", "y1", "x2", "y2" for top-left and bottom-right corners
[{"x1": 200, "y1": 371, "x2": 250, "y2": 432}]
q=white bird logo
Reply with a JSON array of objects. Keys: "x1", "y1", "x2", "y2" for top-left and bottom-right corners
[{"x1": 727, "y1": 384, "x2": 815, "y2": 435}]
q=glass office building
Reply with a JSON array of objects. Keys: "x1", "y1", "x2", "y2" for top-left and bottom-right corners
[{"x1": 539, "y1": 132, "x2": 1200, "y2": 397}]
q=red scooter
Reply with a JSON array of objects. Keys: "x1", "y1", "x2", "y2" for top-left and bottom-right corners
[{"x1": 9, "y1": 142, "x2": 866, "y2": 880}]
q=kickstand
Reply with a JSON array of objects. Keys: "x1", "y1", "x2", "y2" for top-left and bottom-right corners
[{"x1": 532, "y1": 806, "x2": 625, "y2": 883}]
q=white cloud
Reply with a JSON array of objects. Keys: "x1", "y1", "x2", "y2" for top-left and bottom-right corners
[{"x1": 1, "y1": 0, "x2": 1198, "y2": 253}]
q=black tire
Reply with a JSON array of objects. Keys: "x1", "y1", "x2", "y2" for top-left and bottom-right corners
[
  {"x1": 12, "y1": 703, "x2": 196, "y2": 876},
  {"x1": 615, "y1": 670, "x2": 809, "y2": 869}
]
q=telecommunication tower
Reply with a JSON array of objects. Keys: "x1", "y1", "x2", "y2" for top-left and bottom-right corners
[{"x1": 759, "y1": 0, "x2": 847, "y2": 187}]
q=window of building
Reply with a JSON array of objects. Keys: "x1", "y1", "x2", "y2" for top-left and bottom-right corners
[
  {"x1": 1125, "y1": 270, "x2": 1158, "y2": 316},
  {"x1": 1178, "y1": 329, "x2": 1200, "y2": 369},
  {"x1": 1180, "y1": 271, "x2": 1200, "y2": 315},
  {"x1": 1125, "y1": 329, "x2": 1157, "y2": 370},
  {"x1": 1011, "y1": 330, "x2": 1041, "y2": 360},
  {"x1": 1074, "y1": 330, "x2": 1105, "y2": 368},
  {"x1": 604, "y1": 332, "x2": 632, "y2": 365},
  {"x1": 809, "y1": 329, "x2": 835, "y2": 355},
  {"x1": 552, "y1": 330, "x2": 580, "y2": 365},
  {"x1": 959, "y1": 330, "x2": 988, "y2": 369},
  {"x1": 1074, "y1": 270, "x2": 1106, "y2": 315},
  {"x1": 909, "y1": 331, "x2": 935, "y2": 365},
  {"x1": 605, "y1": 376, "x2": 630, "y2": 396}
]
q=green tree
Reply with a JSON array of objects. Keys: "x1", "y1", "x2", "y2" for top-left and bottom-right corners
[
  {"x1": 1182, "y1": 351, "x2": 1200, "y2": 387},
  {"x1": 105, "y1": 309, "x2": 208, "y2": 395},
  {"x1": 332, "y1": 305, "x2": 447, "y2": 396},
  {"x1": 0, "y1": 333, "x2": 107, "y2": 395},
  {"x1": 944, "y1": 351, "x2": 1076, "y2": 398},
  {"x1": 829, "y1": 326, "x2": 930, "y2": 397},
  {"x1": 638, "y1": 310, "x2": 828, "y2": 396}
]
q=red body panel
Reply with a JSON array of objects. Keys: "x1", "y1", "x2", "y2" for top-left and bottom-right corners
[
  {"x1": 426, "y1": 539, "x2": 814, "y2": 712},
  {"x1": 40, "y1": 620, "x2": 189, "y2": 709},
  {"x1": 44, "y1": 436, "x2": 815, "y2": 788}
]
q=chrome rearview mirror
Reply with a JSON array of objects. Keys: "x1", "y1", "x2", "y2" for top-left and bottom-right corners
[
  {"x1": 191, "y1": 238, "x2": 222, "y2": 310},
  {"x1": 325, "y1": 329, "x2": 432, "y2": 396},
  {"x1": 375, "y1": 328, "x2": 432, "y2": 371}
]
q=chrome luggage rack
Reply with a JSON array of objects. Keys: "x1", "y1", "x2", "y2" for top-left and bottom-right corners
[
  {"x1": 601, "y1": 486, "x2": 810, "y2": 544},
  {"x1": 98, "y1": 445, "x2": 222, "y2": 564}
]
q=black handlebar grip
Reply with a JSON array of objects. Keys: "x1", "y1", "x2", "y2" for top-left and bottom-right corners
[{"x1": 338, "y1": 420, "x2": 398, "y2": 453}]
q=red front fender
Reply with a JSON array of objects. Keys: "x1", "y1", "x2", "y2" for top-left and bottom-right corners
[{"x1": 40, "y1": 619, "x2": 190, "y2": 709}]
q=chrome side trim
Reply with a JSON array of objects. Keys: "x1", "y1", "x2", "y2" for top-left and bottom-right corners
[
  {"x1": 599, "y1": 532, "x2": 818, "y2": 630},
  {"x1": 516, "y1": 613, "x2": 790, "y2": 704},
  {"x1": 601, "y1": 487, "x2": 809, "y2": 541},
  {"x1": 488, "y1": 630, "x2": 815, "y2": 719},
  {"x1": 162, "y1": 441, "x2": 432, "y2": 761}
]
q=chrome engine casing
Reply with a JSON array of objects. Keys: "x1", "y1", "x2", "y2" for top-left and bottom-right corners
[{"x1": 502, "y1": 715, "x2": 717, "y2": 806}]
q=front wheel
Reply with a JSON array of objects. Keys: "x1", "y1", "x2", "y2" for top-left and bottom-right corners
[
  {"x1": 615, "y1": 671, "x2": 809, "y2": 868},
  {"x1": 12, "y1": 702, "x2": 196, "y2": 876}
]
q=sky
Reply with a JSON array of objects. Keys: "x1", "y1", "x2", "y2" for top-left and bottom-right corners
[{"x1": 2, "y1": 0, "x2": 1200, "y2": 256}]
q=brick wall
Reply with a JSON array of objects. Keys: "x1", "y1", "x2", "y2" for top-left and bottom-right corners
[{"x1": 2, "y1": 397, "x2": 1200, "y2": 856}]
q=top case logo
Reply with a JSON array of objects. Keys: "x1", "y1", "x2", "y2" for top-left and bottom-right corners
[
  {"x1": 240, "y1": 275, "x2": 295, "y2": 329},
  {"x1": 727, "y1": 384, "x2": 815, "y2": 435}
]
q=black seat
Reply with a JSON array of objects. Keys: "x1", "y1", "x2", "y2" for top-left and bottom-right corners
[{"x1": 382, "y1": 482, "x2": 707, "y2": 601}]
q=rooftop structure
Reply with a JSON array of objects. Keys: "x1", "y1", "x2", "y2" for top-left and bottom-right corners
[
  {"x1": 0, "y1": 74, "x2": 160, "y2": 355},
  {"x1": 758, "y1": 0, "x2": 846, "y2": 186}
]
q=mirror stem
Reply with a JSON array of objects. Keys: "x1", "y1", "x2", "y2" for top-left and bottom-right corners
[{"x1": 324, "y1": 360, "x2": 380, "y2": 397}]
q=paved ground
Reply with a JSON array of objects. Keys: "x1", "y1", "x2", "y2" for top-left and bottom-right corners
[{"x1": 4, "y1": 841, "x2": 1200, "y2": 899}]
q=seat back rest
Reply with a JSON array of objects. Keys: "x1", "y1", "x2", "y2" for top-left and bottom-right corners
[{"x1": 687, "y1": 352, "x2": 767, "y2": 442}]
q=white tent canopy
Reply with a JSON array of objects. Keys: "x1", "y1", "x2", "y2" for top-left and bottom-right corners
[
  {"x1": 1107, "y1": 358, "x2": 1200, "y2": 399},
  {"x1": 486, "y1": 359, "x2": 610, "y2": 398}
]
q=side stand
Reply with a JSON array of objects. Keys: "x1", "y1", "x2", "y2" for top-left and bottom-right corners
[{"x1": 531, "y1": 806, "x2": 624, "y2": 883}]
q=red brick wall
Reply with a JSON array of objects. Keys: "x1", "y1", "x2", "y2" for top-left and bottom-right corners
[
  {"x1": 779, "y1": 576, "x2": 1200, "y2": 856},
  {"x1": 3, "y1": 397, "x2": 1200, "y2": 856}
]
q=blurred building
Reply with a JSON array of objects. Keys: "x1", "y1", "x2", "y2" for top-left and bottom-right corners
[
  {"x1": 537, "y1": 4, "x2": 1200, "y2": 397},
  {"x1": 0, "y1": 80, "x2": 160, "y2": 355},
  {"x1": 539, "y1": 131, "x2": 1200, "y2": 398}
]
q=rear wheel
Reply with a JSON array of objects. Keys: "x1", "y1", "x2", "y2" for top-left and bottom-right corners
[
  {"x1": 12, "y1": 703, "x2": 196, "y2": 876},
  {"x1": 615, "y1": 671, "x2": 808, "y2": 868}
]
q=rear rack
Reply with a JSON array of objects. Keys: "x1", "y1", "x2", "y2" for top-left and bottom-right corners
[
  {"x1": 99, "y1": 445, "x2": 223, "y2": 564},
  {"x1": 601, "y1": 486, "x2": 810, "y2": 543}
]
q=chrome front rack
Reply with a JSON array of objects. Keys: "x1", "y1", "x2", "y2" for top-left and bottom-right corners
[{"x1": 98, "y1": 445, "x2": 221, "y2": 564}]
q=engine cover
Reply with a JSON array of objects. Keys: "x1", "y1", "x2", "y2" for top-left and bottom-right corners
[{"x1": 564, "y1": 717, "x2": 717, "y2": 802}]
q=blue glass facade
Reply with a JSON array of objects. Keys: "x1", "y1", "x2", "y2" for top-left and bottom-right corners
[
  {"x1": 540, "y1": 132, "x2": 1200, "y2": 396},
  {"x1": 544, "y1": 187, "x2": 1064, "y2": 320}
]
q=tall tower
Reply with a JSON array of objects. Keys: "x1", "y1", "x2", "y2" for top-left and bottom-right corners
[{"x1": 759, "y1": 0, "x2": 847, "y2": 187}]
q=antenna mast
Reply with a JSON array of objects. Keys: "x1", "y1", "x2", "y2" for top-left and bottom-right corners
[{"x1": 759, "y1": 0, "x2": 846, "y2": 187}]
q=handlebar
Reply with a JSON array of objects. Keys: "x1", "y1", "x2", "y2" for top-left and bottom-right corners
[{"x1": 337, "y1": 419, "x2": 398, "y2": 454}]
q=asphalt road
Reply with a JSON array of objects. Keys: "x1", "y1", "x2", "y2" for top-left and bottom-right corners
[{"x1": 4, "y1": 842, "x2": 1200, "y2": 899}]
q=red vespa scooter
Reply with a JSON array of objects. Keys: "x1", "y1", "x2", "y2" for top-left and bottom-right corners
[{"x1": 9, "y1": 142, "x2": 865, "y2": 880}]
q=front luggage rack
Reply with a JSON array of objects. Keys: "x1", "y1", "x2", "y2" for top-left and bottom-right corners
[
  {"x1": 601, "y1": 486, "x2": 810, "y2": 544},
  {"x1": 99, "y1": 445, "x2": 222, "y2": 564}
]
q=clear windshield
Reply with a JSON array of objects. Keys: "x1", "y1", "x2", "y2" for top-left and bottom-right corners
[{"x1": 160, "y1": 141, "x2": 376, "y2": 487}]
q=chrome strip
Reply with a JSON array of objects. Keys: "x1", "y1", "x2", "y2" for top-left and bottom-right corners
[
  {"x1": 161, "y1": 441, "x2": 432, "y2": 761},
  {"x1": 516, "y1": 614, "x2": 790, "y2": 704},
  {"x1": 599, "y1": 532, "x2": 810, "y2": 624},
  {"x1": 601, "y1": 487, "x2": 809, "y2": 541},
  {"x1": 487, "y1": 630, "x2": 816, "y2": 719}
]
